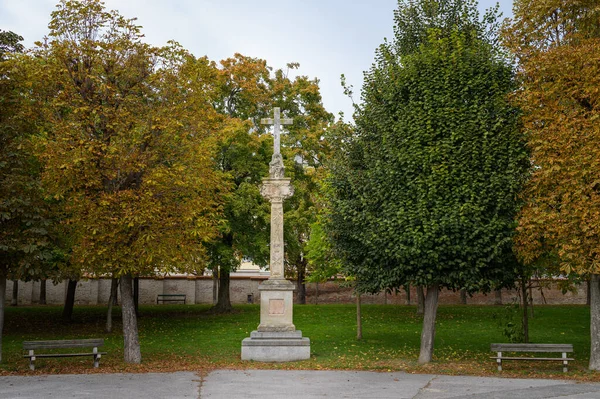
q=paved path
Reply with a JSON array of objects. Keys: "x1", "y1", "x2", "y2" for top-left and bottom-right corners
[{"x1": 1, "y1": 370, "x2": 600, "y2": 398}]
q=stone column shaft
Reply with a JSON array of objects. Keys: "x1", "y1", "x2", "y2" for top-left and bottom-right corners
[
  {"x1": 269, "y1": 199, "x2": 284, "y2": 279},
  {"x1": 260, "y1": 177, "x2": 293, "y2": 281}
]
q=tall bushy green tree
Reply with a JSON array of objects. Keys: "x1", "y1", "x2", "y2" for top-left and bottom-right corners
[{"x1": 328, "y1": 0, "x2": 528, "y2": 363}]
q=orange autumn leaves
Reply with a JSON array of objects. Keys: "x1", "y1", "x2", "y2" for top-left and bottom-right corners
[{"x1": 505, "y1": 1, "x2": 600, "y2": 275}]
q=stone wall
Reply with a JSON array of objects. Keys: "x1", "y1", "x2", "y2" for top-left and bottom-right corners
[
  {"x1": 3, "y1": 277, "x2": 588, "y2": 306},
  {"x1": 304, "y1": 281, "x2": 587, "y2": 306}
]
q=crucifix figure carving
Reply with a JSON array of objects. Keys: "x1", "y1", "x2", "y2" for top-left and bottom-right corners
[{"x1": 261, "y1": 107, "x2": 293, "y2": 179}]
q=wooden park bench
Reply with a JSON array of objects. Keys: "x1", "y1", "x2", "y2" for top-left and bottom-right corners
[
  {"x1": 491, "y1": 343, "x2": 574, "y2": 372},
  {"x1": 23, "y1": 339, "x2": 106, "y2": 370},
  {"x1": 156, "y1": 294, "x2": 186, "y2": 304}
]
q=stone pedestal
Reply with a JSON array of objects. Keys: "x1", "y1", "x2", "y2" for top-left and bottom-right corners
[
  {"x1": 241, "y1": 330, "x2": 310, "y2": 362},
  {"x1": 257, "y1": 279, "x2": 296, "y2": 332},
  {"x1": 241, "y1": 278, "x2": 310, "y2": 362}
]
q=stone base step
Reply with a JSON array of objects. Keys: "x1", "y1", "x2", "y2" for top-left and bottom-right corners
[{"x1": 241, "y1": 331, "x2": 310, "y2": 362}]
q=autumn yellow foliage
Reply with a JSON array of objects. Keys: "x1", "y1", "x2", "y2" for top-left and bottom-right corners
[
  {"x1": 23, "y1": 0, "x2": 231, "y2": 279},
  {"x1": 504, "y1": 0, "x2": 600, "y2": 370},
  {"x1": 505, "y1": 1, "x2": 600, "y2": 275}
]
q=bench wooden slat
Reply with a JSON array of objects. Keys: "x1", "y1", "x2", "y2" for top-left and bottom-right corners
[
  {"x1": 491, "y1": 343, "x2": 573, "y2": 353},
  {"x1": 23, "y1": 339, "x2": 106, "y2": 370},
  {"x1": 491, "y1": 343, "x2": 573, "y2": 372},
  {"x1": 491, "y1": 357, "x2": 574, "y2": 361},
  {"x1": 24, "y1": 353, "x2": 106, "y2": 358},
  {"x1": 157, "y1": 294, "x2": 186, "y2": 304},
  {"x1": 23, "y1": 339, "x2": 104, "y2": 350}
]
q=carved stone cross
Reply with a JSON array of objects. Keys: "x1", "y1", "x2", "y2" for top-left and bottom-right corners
[
  {"x1": 261, "y1": 107, "x2": 293, "y2": 156},
  {"x1": 241, "y1": 106, "x2": 310, "y2": 363}
]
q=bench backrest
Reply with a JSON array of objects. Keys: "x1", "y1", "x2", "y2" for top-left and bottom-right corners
[
  {"x1": 491, "y1": 343, "x2": 573, "y2": 353},
  {"x1": 23, "y1": 339, "x2": 104, "y2": 350}
]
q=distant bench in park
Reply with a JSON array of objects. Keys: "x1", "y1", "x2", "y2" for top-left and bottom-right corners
[
  {"x1": 156, "y1": 294, "x2": 186, "y2": 304},
  {"x1": 23, "y1": 339, "x2": 106, "y2": 370},
  {"x1": 491, "y1": 343, "x2": 574, "y2": 372}
]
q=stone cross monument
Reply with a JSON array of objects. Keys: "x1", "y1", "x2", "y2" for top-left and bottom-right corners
[
  {"x1": 241, "y1": 107, "x2": 311, "y2": 362},
  {"x1": 261, "y1": 107, "x2": 292, "y2": 161},
  {"x1": 260, "y1": 107, "x2": 293, "y2": 281}
]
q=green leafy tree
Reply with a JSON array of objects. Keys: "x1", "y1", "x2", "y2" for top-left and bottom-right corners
[
  {"x1": 25, "y1": 0, "x2": 228, "y2": 363},
  {"x1": 505, "y1": 0, "x2": 600, "y2": 370},
  {"x1": 306, "y1": 121, "x2": 368, "y2": 333},
  {"x1": 305, "y1": 219, "x2": 342, "y2": 284},
  {"x1": 328, "y1": 0, "x2": 528, "y2": 363},
  {"x1": 208, "y1": 56, "x2": 332, "y2": 311},
  {"x1": 0, "y1": 30, "x2": 24, "y2": 56},
  {"x1": 0, "y1": 30, "x2": 52, "y2": 362},
  {"x1": 276, "y1": 68, "x2": 334, "y2": 303},
  {"x1": 305, "y1": 121, "x2": 354, "y2": 285},
  {"x1": 207, "y1": 54, "x2": 273, "y2": 313}
]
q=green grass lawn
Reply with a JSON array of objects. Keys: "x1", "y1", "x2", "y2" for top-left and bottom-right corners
[{"x1": 0, "y1": 304, "x2": 595, "y2": 380}]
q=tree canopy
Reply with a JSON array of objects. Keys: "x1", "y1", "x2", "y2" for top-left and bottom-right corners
[
  {"x1": 22, "y1": 0, "x2": 231, "y2": 362},
  {"x1": 328, "y1": 0, "x2": 528, "y2": 363},
  {"x1": 30, "y1": 0, "x2": 227, "y2": 278},
  {"x1": 0, "y1": 29, "x2": 51, "y2": 281},
  {"x1": 505, "y1": 0, "x2": 600, "y2": 370},
  {"x1": 0, "y1": 29, "x2": 53, "y2": 364},
  {"x1": 207, "y1": 54, "x2": 333, "y2": 311}
]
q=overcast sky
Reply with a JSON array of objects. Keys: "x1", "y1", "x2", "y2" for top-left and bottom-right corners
[{"x1": 0, "y1": 0, "x2": 513, "y2": 121}]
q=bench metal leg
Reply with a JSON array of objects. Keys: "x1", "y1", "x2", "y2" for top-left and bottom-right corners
[
  {"x1": 497, "y1": 352, "x2": 502, "y2": 371},
  {"x1": 29, "y1": 350, "x2": 35, "y2": 371},
  {"x1": 563, "y1": 352, "x2": 568, "y2": 372},
  {"x1": 93, "y1": 347, "x2": 100, "y2": 368}
]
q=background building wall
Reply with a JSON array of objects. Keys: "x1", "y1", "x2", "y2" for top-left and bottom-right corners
[{"x1": 3, "y1": 277, "x2": 588, "y2": 306}]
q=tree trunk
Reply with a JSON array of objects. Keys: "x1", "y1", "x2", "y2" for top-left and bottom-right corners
[
  {"x1": 589, "y1": 273, "x2": 600, "y2": 370},
  {"x1": 120, "y1": 274, "x2": 141, "y2": 364},
  {"x1": 529, "y1": 285, "x2": 534, "y2": 318},
  {"x1": 315, "y1": 282, "x2": 319, "y2": 305},
  {"x1": 39, "y1": 279, "x2": 47, "y2": 305},
  {"x1": 212, "y1": 270, "x2": 218, "y2": 305},
  {"x1": 587, "y1": 278, "x2": 591, "y2": 306},
  {"x1": 62, "y1": 279, "x2": 77, "y2": 322},
  {"x1": 106, "y1": 278, "x2": 119, "y2": 333},
  {"x1": 212, "y1": 268, "x2": 232, "y2": 313},
  {"x1": 494, "y1": 289, "x2": 502, "y2": 305},
  {"x1": 133, "y1": 277, "x2": 139, "y2": 317},
  {"x1": 405, "y1": 284, "x2": 411, "y2": 305},
  {"x1": 418, "y1": 283, "x2": 439, "y2": 364},
  {"x1": 521, "y1": 277, "x2": 529, "y2": 343},
  {"x1": 0, "y1": 275, "x2": 6, "y2": 363},
  {"x1": 111, "y1": 278, "x2": 119, "y2": 305},
  {"x1": 356, "y1": 291, "x2": 362, "y2": 340},
  {"x1": 296, "y1": 262, "x2": 306, "y2": 305},
  {"x1": 417, "y1": 285, "x2": 425, "y2": 315},
  {"x1": 460, "y1": 289, "x2": 467, "y2": 305},
  {"x1": 11, "y1": 280, "x2": 17, "y2": 306}
]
